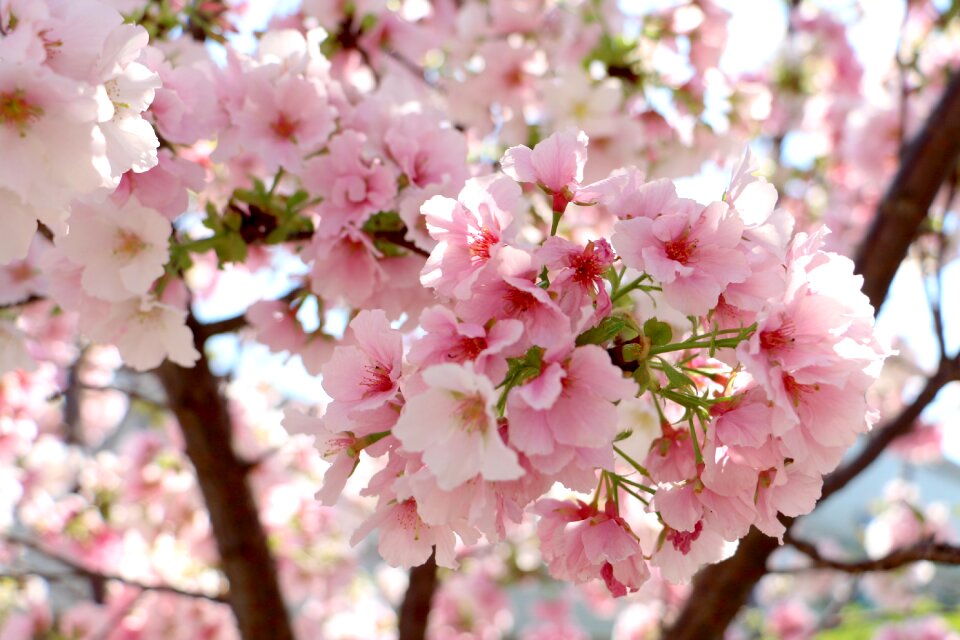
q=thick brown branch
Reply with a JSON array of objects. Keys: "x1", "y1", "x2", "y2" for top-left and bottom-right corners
[
  {"x1": 785, "y1": 534, "x2": 960, "y2": 574},
  {"x1": 855, "y1": 70, "x2": 960, "y2": 311},
  {"x1": 156, "y1": 314, "x2": 294, "y2": 640},
  {"x1": 398, "y1": 552, "x2": 438, "y2": 640},
  {"x1": 661, "y1": 528, "x2": 783, "y2": 640}
]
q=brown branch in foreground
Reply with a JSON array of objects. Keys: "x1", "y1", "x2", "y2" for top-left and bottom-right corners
[
  {"x1": 6, "y1": 535, "x2": 225, "y2": 603},
  {"x1": 855, "y1": 70, "x2": 960, "y2": 311},
  {"x1": 398, "y1": 552, "x2": 437, "y2": 640},
  {"x1": 156, "y1": 314, "x2": 294, "y2": 640},
  {"x1": 784, "y1": 534, "x2": 960, "y2": 574},
  {"x1": 665, "y1": 72, "x2": 960, "y2": 640}
]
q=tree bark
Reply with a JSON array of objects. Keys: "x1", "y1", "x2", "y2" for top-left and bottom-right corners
[
  {"x1": 665, "y1": 69, "x2": 960, "y2": 640},
  {"x1": 398, "y1": 553, "x2": 438, "y2": 640},
  {"x1": 855, "y1": 71, "x2": 960, "y2": 312},
  {"x1": 156, "y1": 316, "x2": 294, "y2": 640}
]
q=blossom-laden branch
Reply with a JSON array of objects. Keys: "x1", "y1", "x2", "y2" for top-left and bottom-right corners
[
  {"x1": 5, "y1": 536, "x2": 226, "y2": 604},
  {"x1": 783, "y1": 533, "x2": 960, "y2": 574},
  {"x1": 665, "y1": 69, "x2": 960, "y2": 640}
]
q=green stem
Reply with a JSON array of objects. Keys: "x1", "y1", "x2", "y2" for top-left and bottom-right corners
[
  {"x1": 648, "y1": 324, "x2": 756, "y2": 356},
  {"x1": 268, "y1": 168, "x2": 286, "y2": 197},
  {"x1": 617, "y1": 482, "x2": 651, "y2": 505},
  {"x1": 611, "y1": 275, "x2": 651, "y2": 303},
  {"x1": 613, "y1": 444, "x2": 652, "y2": 478},
  {"x1": 688, "y1": 417, "x2": 703, "y2": 465},
  {"x1": 614, "y1": 473, "x2": 657, "y2": 494},
  {"x1": 550, "y1": 210, "x2": 563, "y2": 236}
]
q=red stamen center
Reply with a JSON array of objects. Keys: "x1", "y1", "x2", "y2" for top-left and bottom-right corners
[
  {"x1": 666, "y1": 520, "x2": 703, "y2": 554},
  {"x1": 450, "y1": 336, "x2": 487, "y2": 362},
  {"x1": 270, "y1": 113, "x2": 299, "y2": 140},
  {"x1": 361, "y1": 364, "x2": 394, "y2": 396},
  {"x1": 664, "y1": 237, "x2": 697, "y2": 264},
  {"x1": 504, "y1": 288, "x2": 537, "y2": 315},
  {"x1": 468, "y1": 227, "x2": 498, "y2": 261}
]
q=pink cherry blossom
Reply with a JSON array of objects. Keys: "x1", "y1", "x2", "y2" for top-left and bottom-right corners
[
  {"x1": 59, "y1": 197, "x2": 171, "y2": 302},
  {"x1": 538, "y1": 236, "x2": 615, "y2": 320},
  {"x1": 302, "y1": 130, "x2": 398, "y2": 236},
  {"x1": 534, "y1": 498, "x2": 649, "y2": 597},
  {"x1": 454, "y1": 247, "x2": 573, "y2": 353},
  {"x1": 507, "y1": 345, "x2": 635, "y2": 461},
  {"x1": 231, "y1": 70, "x2": 336, "y2": 174},
  {"x1": 88, "y1": 296, "x2": 199, "y2": 371},
  {"x1": 420, "y1": 175, "x2": 523, "y2": 300},
  {"x1": 321, "y1": 309, "x2": 402, "y2": 432},
  {"x1": 406, "y1": 306, "x2": 524, "y2": 381},
  {"x1": 351, "y1": 498, "x2": 459, "y2": 569},
  {"x1": 501, "y1": 129, "x2": 593, "y2": 210},
  {"x1": 393, "y1": 362, "x2": 524, "y2": 490},
  {"x1": 282, "y1": 409, "x2": 361, "y2": 506},
  {"x1": 612, "y1": 200, "x2": 750, "y2": 316}
]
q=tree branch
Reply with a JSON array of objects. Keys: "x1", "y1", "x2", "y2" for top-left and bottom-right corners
[
  {"x1": 193, "y1": 288, "x2": 302, "y2": 343},
  {"x1": 5, "y1": 535, "x2": 226, "y2": 604},
  {"x1": 855, "y1": 70, "x2": 960, "y2": 312},
  {"x1": 820, "y1": 354, "x2": 960, "y2": 503},
  {"x1": 0, "y1": 294, "x2": 44, "y2": 311},
  {"x1": 155, "y1": 313, "x2": 294, "y2": 640},
  {"x1": 398, "y1": 552, "x2": 437, "y2": 640},
  {"x1": 784, "y1": 534, "x2": 960, "y2": 574}
]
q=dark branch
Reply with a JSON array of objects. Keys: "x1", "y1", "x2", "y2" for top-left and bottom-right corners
[
  {"x1": 155, "y1": 313, "x2": 294, "y2": 640},
  {"x1": 0, "y1": 294, "x2": 45, "y2": 311},
  {"x1": 398, "y1": 552, "x2": 438, "y2": 640},
  {"x1": 193, "y1": 288, "x2": 303, "y2": 343},
  {"x1": 6, "y1": 535, "x2": 226, "y2": 603},
  {"x1": 785, "y1": 533, "x2": 960, "y2": 574},
  {"x1": 820, "y1": 354, "x2": 960, "y2": 502},
  {"x1": 854, "y1": 70, "x2": 960, "y2": 312}
]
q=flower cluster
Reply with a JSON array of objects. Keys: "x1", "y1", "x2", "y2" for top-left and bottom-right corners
[
  {"x1": 0, "y1": 0, "x2": 896, "y2": 613},
  {"x1": 307, "y1": 132, "x2": 885, "y2": 593},
  {"x1": 0, "y1": 0, "x2": 205, "y2": 371}
]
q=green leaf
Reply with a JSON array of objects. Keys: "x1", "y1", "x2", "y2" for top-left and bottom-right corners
[
  {"x1": 222, "y1": 208, "x2": 243, "y2": 232},
  {"x1": 495, "y1": 346, "x2": 546, "y2": 415},
  {"x1": 656, "y1": 357, "x2": 695, "y2": 391},
  {"x1": 202, "y1": 202, "x2": 223, "y2": 232},
  {"x1": 643, "y1": 317, "x2": 672, "y2": 346},
  {"x1": 285, "y1": 190, "x2": 310, "y2": 211},
  {"x1": 373, "y1": 238, "x2": 408, "y2": 257},
  {"x1": 576, "y1": 315, "x2": 627, "y2": 346},
  {"x1": 621, "y1": 342, "x2": 647, "y2": 362},
  {"x1": 363, "y1": 211, "x2": 405, "y2": 233},
  {"x1": 216, "y1": 233, "x2": 248, "y2": 265}
]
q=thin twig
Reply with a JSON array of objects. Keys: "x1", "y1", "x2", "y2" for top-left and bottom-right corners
[
  {"x1": 5, "y1": 535, "x2": 227, "y2": 603},
  {"x1": 0, "y1": 294, "x2": 45, "y2": 311},
  {"x1": 783, "y1": 533, "x2": 960, "y2": 574}
]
